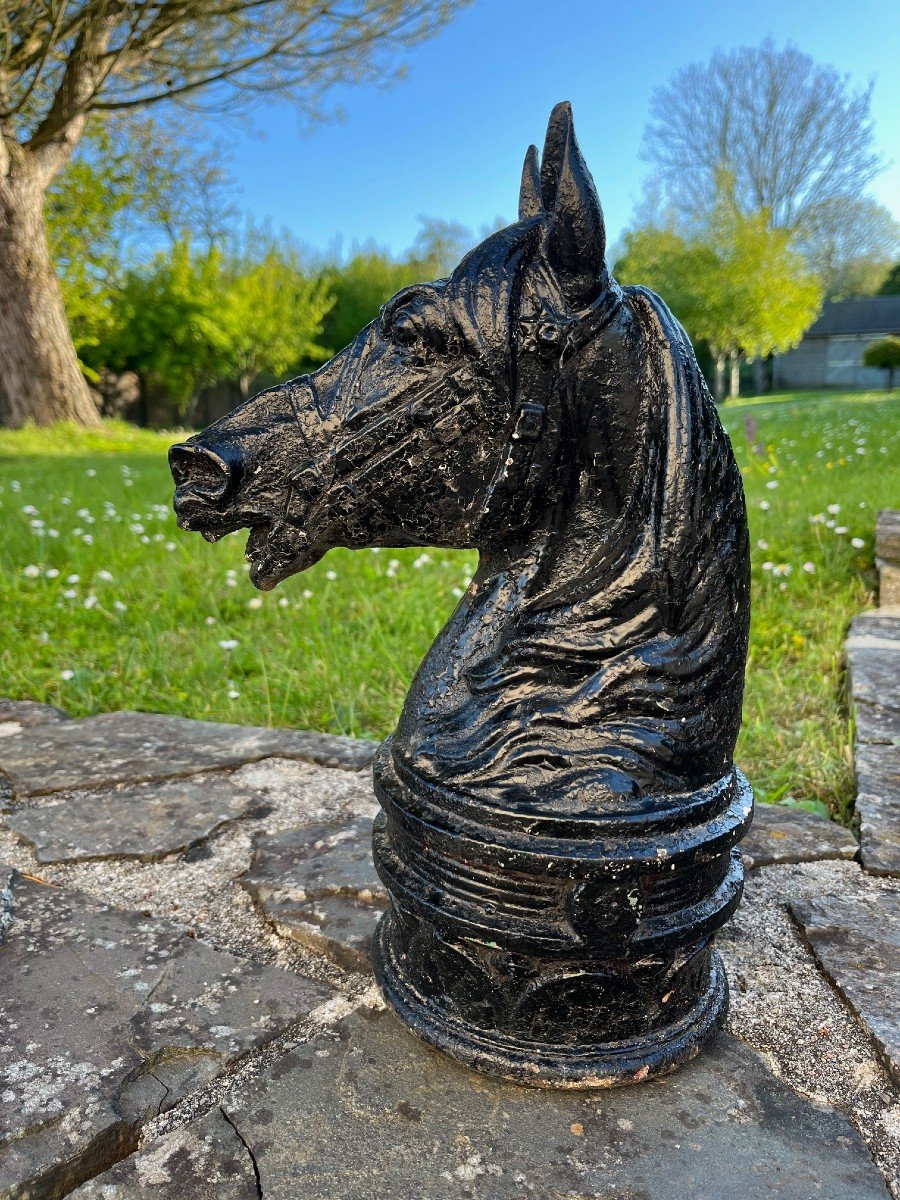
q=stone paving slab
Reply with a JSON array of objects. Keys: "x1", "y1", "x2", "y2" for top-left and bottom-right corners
[
  {"x1": 856, "y1": 744, "x2": 900, "y2": 877},
  {"x1": 847, "y1": 613, "x2": 900, "y2": 877},
  {"x1": 80, "y1": 1007, "x2": 891, "y2": 1200},
  {"x1": 741, "y1": 802, "x2": 858, "y2": 869},
  {"x1": 0, "y1": 710, "x2": 376, "y2": 799},
  {"x1": 1, "y1": 710, "x2": 898, "y2": 1199},
  {"x1": 0, "y1": 700, "x2": 70, "y2": 729},
  {"x1": 847, "y1": 615, "x2": 900, "y2": 714},
  {"x1": 855, "y1": 702, "x2": 900, "y2": 747},
  {"x1": 0, "y1": 869, "x2": 332, "y2": 1200},
  {"x1": 70, "y1": 1110, "x2": 258, "y2": 1199},
  {"x1": 792, "y1": 887, "x2": 900, "y2": 1085},
  {"x1": 5, "y1": 776, "x2": 265, "y2": 864},
  {"x1": 243, "y1": 816, "x2": 386, "y2": 970}
]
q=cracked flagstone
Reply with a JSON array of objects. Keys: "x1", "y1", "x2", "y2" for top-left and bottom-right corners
[
  {"x1": 78, "y1": 1007, "x2": 891, "y2": 1200},
  {"x1": 69, "y1": 1109, "x2": 258, "y2": 1199},
  {"x1": 243, "y1": 816, "x2": 386, "y2": 970},
  {"x1": 792, "y1": 885, "x2": 900, "y2": 1085},
  {"x1": 0, "y1": 869, "x2": 332, "y2": 1199},
  {"x1": 5, "y1": 775, "x2": 265, "y2": 864}
]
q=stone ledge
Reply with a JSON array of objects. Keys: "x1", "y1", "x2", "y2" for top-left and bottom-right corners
[
  {"x1": 876, "y1": 509, "x2": 900, "y2": 565},
  {"x1": 856, "y1": 744, "x2": 900, "y2": 877},
  {"x1": 846, "y1": 614, "x2": 900, "y2": 716},
  {"x1": 876, "y1": 509, "x2": 900, "y2": 607},
  {"x1": 846, "y1": 610, "x2": 900, "y2": 877},
  {"x1": 0, "y1": 700, "x2": 70, "y2": 729},
  {"x1": 0, "y1": 708, "x2": 377, "y2": 801}
]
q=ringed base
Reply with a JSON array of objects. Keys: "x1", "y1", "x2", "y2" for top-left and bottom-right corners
[{"x1": 374, "y1": 912, "x2": 729, "y2": 1088}]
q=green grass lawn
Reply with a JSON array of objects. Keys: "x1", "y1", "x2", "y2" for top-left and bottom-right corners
[{"x1": 1, "y1": 390, "x2": 898, "y2": 821}]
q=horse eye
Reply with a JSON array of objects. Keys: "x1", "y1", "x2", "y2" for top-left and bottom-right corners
[{"x1": 392, "y1": 312, "x2": 420, "y2": 346}]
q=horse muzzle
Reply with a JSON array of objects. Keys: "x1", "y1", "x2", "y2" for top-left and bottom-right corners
[
  {"x1": 169, "y1": 442, "x2": 239, "y2": 506},
  {"x1": 169, "y1": 380, "x2": 326, "y2": 584}
]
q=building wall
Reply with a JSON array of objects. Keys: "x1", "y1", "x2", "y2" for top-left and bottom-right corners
[{"x1": 774, "y1": 334, "x2": 893, "y2": 390}]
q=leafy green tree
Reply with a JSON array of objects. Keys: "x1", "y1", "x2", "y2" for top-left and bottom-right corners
[
  {"x1": 878, "y1": 264, "x2": 900, "y2": 295},
  {"x1": 862, "y1": 337, "x2": 900, "y2": 391},
  {"x1": 618, "y1": 181, "x2": 821, "y2": 400},
  {"x1": 703, "y1": 186, "x2": 822, "y2": 398},
  {"x1": 219, "y1": 230, "x2": 333, "y2": 402},
  {"x1": 319, "y1": 247, "x2": 429, "y2": 358},
  {"x1": 105, "y1": 241, "x2": 230, "y2": 419},
  {"x1": 614, "y1": 226, "x2": 717, "y2": 343},
  {"x1": 105, "y1": 234, "x2": 334, "y2": 418},
  {"x1": 319, "y1": 216, "x2": 504, "y2": 358},
  {"x1": 46, "y1": 114, "x2": 236, "y2": 374},
  {"x1": 0, "y1": 0, "x2": 465, "y2": 428},
  {"x1": 45, "y1": 124, "x2": 124, "y2": 373}
]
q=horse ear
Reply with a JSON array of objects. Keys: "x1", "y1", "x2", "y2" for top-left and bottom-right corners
[
  {"x1": 545, "y1": 107, "x2": 607, "y2": 310},
  {"x1": 540, "y1": 101, "x2": 571, "y2": 210},
  {"x1": 518, "y1": 145, "x2": 543, "y2": 220}
]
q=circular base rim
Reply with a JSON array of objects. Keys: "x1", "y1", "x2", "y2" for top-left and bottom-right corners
[{"x1": 373, "y1": 914, "x2": 729, "y2": 1089}]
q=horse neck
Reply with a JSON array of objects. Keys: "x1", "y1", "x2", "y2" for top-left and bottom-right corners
[
  {"x1": 393, "y1": 291, "x2": 750, "y2": 803},
  {"x1": 402, "y1": 332, "x2": 654, "y2": 712}
]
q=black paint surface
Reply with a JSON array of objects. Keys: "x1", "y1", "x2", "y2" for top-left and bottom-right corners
[{"x1": 171, "y1": 102, "x2": 752, "y2": 1086}]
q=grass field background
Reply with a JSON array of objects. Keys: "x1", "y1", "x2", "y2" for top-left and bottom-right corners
[{"x1": 1, "y1": 389, "x2": 897, "y2": 821}]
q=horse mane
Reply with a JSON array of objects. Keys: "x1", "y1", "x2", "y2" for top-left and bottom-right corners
[{"x1": 398, "y1": 272, "x2": 750, "y2": 810}]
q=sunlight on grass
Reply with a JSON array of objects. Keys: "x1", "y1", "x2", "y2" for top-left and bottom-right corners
[{"x1": 1, "y1": 390, "x2": 897, "y2": 822}]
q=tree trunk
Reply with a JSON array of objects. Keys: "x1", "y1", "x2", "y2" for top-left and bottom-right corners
[
  {"x1": 751, "y1": 357, "x2": 770, "y2": 395},
  {"x1": 714, "y1": 354, "x2": 726, "y2": 404},
  {"x1": 0, "y1": 171, "x2": 100, "y2": 427},
  {"x1": 729, "y1": 354, "x2": 741, "y2": 400}
]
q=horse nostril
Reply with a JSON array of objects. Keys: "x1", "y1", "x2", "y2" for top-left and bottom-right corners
[{"x1": 168, "y1": 443, "x2": 235, "y2": 502}]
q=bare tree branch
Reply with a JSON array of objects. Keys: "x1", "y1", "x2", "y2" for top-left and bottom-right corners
[
  {"x1": 641, "y1": 39, "x2": 884, "y2": 231},
  {"x1": 0, "y1": 0, "x2": 466, "y2": 427},
  {"x1": 0, "y1": 0, "x2": 464, "y2": 150}
]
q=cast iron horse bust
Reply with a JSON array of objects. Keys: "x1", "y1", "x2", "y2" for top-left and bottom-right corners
[{"x1": 170, "y1": 104, "x2": 752, "y2": 1087}]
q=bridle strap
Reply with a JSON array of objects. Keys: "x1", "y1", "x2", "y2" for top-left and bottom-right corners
[
  {"x1": 281, "y1": 267, "x2": 626, "y2": 548},
  {"x1": 473, "y1": 269, "x2": 625, "y2": 542}
]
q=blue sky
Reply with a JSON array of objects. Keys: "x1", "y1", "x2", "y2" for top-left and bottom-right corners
[{"x1": 217, "y1": 0, "x2": 900, "y2": 259}]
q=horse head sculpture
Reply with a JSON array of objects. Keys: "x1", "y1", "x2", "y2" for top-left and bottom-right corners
[{"x1": 171, "y1": 103, "x2": 752, "y2": 1088}]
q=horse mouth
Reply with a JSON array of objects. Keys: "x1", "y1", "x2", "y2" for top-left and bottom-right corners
[
  {"x1": 245, "y1": 520, "x2": 316, "y2": 590},
  {"x1": 174, "y1": 491, "x2": 254, "y2": 543},
  {"x1": 174, "y1": 491, "x2": 317, "y2": 590},
  {"x1": 174, "y1": 495, "x2": 275, "y2": 579}
]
